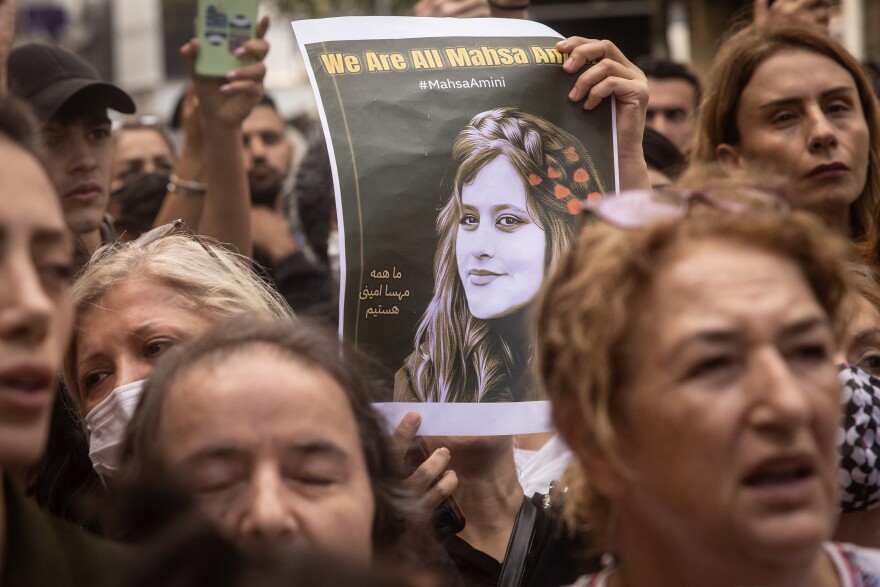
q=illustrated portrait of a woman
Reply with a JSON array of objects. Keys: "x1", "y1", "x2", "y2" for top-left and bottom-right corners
[{"x1": 394, "y1": 107, "x2": 605, "y2": 403}]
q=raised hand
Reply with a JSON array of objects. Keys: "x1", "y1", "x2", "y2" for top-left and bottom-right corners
[
  {"x1": 390, "y1": 412, "x2": 459, "y2": 515},
  {"x1": 557, "y1": 37, "x2": 651, "y2": 189},
  {"x1": 180, "y1": 15, "x2": 270, "y2": 128}
]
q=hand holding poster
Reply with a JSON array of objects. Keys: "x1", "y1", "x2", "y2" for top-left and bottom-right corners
[{"x1": 292, "y1": 17, "x2": 619, "y2": 435}]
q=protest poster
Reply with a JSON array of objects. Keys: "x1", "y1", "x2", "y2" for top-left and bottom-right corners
[{"x1": 293, "y1": 17, "x2": 618, "y2": 435}]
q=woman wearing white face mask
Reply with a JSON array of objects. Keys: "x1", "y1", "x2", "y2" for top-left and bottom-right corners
[{"x1": 63, "y1": 226, "x2": 292, "y2": 480}]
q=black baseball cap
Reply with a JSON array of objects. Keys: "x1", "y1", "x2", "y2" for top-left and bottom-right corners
[{"x1": 7, "y1": 43, "x2": 136, "y2": 120}]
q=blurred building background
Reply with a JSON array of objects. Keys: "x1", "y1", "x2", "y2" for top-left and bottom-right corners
[{"x1": 13, "y1": 0, "x2": 879, "y2": 125}]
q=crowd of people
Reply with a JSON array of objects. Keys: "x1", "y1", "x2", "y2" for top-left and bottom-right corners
[{"x1": 1, "y1": 0, "x2": 879, "y2": 585}]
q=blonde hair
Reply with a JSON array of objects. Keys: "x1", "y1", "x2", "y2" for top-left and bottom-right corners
[
  {"x1": 691, "y1": 17, "x2": 880, "y2": 239},
  {"x1": 63, "y1": 235, "x2": 293, "y2": 405},
  {"x1": 535, "y1": 184, "x2": 850, "y2": 546}
]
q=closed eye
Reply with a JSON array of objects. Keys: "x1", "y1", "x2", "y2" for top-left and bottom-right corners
[
  {"x1": 771, "y1": 111, "x2": 799, "y2": 126},
  {"x1": 683, "y1": 355, "x2": 737, "y2": 382},
  {"x1": 787, "y1": 342, "x2": 830, "y2": 366}
]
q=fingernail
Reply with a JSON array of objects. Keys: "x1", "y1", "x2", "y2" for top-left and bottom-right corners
[
  {"x1": 569, "y1": 88, "x2": 578, "y2": 100},
  {"x1": 234, "y1": 47, "x2": 246, "y2": 58},
  {"x1": 219, "y1": 84, "x2": 231, "y2": 93},
  {"x1": 438, "y1": 447, "x2": 450, "y2": 457},
  {"x1": 226, "y1": 70, "x2": 238, "y2": 81},
  {"x1": 404, "y1": 412, "x2": 420, "y2": 427}
]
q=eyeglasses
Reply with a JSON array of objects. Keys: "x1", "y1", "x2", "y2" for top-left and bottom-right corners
[
  {"x1": 93, "y1": 219, "x2": 220, "y2": 264},
  {"x1": 580, "y1": 186, "x2": 790, "y2": 228}
]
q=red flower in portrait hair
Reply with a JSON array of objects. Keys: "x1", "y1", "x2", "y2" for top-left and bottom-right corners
[
  {"x1": 567, "y1": 199, "x2": 583, "y2": 215},
  {"x1": 587, "y1": 192, "x2": 602, "y2": 202},
  {"x1": 573, "y1": 168, "x2": 590, "y2": 183},
  {"x1": 564, "y1": 146, "x2": 580, "y2": 162},
  {"x1": 528, "y1": 173, "x2": 543, "y2": 186},
  {"x1": 547, "y1": 166, "x2": 562, "y2": 179},
  {"x1": 554, "y1": 185, "x2": 571, "y2": 199}
]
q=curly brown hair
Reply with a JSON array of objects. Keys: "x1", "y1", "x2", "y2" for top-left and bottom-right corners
[{"x1": 535, "y1": 183, "x2": 850, "y2": 547}]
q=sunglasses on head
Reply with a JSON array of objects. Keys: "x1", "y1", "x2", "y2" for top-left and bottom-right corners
[
  {"x1": 580, "y1": 186, "x2": 790, "y2": 228},
  {"x1": 94, "y1": 219, "x2": 220, "y2": 264}
]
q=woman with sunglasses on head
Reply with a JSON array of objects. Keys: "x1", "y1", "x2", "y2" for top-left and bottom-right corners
[
  {"x1": 536, "y1": 178, "x2": 880, "y2": 587},
  {"x1": 692, "y1": 17, "x2": 879, "y2": 241}
]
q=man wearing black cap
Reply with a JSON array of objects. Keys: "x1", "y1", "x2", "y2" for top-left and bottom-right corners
[{"x1": 7, "y1": 43, "x2": 136, "y2": 256}]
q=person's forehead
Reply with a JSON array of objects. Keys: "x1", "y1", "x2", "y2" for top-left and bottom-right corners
[
  {"x1": 162, "y1": 352, "x2": 361, "y2": 444},
  {"x1": 461, "y1": 156, "x2": 527, "y2": 206},
  {"x1": 647, "y1": 77, "x2": 697, "y2": 107},
  {"x1": 0, "y1": 140, "x2": 66, "y2": 230},
  {"x1": 644, "y1": 239, "x2": 820, "y2": 332},
  {"x1": 116, "y1": 128, "x2": 173, "y2": 160},
  {"x1": 243, "y1": 105, "x2": 285, "y2": 133},
  {"x1": 743, "y1": 49, "x2": 857, "y2": 103}
]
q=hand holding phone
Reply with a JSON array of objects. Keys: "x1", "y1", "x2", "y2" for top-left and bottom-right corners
[{"x1": 180, "y1": 15, "x2": 269, "y2": 129}]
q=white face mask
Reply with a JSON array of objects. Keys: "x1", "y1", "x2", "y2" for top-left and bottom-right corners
[{"x1": 84, "y1": 379, "x2": 146, "y2": 481}]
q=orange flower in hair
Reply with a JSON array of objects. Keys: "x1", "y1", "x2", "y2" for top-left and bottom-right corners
[
  {"x1": 554, "y1": 185, "x2": 571, "y2": 199},
  {"x1": 527, "y1": 145, "x2": 599, "y2": 215}
]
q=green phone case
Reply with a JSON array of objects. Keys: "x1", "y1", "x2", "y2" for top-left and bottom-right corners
[{"x1": 195, "y1": 0, "x2": 259, "y2": 77}]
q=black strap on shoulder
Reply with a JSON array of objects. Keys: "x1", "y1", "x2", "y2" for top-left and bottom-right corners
[{"x1": 499, "y1": 496, "x2": 538, "y2": 587}]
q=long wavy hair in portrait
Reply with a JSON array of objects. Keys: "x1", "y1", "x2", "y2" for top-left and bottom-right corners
[{"x1": 395, "y1": 107, "x2": 605, "y2": 403}]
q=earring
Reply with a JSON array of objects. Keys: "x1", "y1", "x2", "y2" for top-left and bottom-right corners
[{"x1": 600, "y1": 503, "x2": 619, "y2": 569}]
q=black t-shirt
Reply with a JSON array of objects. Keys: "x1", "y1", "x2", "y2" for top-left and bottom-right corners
[{"x1": 440, "y1": 493, "x2": 600, "y2": 587}]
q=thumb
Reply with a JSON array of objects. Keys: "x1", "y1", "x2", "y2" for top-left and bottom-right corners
[
  {"x1": 180, "y1": 38, "x2": 201, "y2": 79},
  {"x1": 753, "y1": 0, "x2": 769, "y2": 25}
]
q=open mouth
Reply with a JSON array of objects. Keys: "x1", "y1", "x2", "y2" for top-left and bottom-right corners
[
  {"x1": 744, "y1": 464, "x2": 814, "y2": 486},
  {"x1": 743, "y1": 454, "x2": 816, "y2": 488},
  {"x1": 0, "y1": 366, "x2": 54, "y2": 410}
]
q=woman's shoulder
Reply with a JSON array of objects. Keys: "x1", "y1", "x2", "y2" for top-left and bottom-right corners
[{"x1": 827, "y1": 541, "x2": 880, "y2": 584}]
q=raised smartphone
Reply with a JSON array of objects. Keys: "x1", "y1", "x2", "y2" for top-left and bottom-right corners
[{"x1": 195, "y1": 0, "x2": 259, "y2": 77}]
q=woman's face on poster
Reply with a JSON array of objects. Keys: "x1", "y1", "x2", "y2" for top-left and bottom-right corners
[{"x1": 456, "y1": 155, "x2": 546, "y2": 320}]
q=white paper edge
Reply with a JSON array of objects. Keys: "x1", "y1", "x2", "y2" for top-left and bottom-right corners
[
  {"x1": 290, "y1": 15, "x2": 566, "y2": 339},
  {"x1": 291, "y1": 21, "x2": 347, "y2": 338},
  {"x1": 292, "y1": 16, "x2": 562, "y2": 43},
  {"x1": 374, "y1": 401, "x2": 553, "y2": 435},
  {"x1": 612, "y1": 100, "x2": 620, "y2": 195}
]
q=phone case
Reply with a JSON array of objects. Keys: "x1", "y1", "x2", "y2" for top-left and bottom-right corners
[{"x1": 195, "y1": 0, "x2": 259, "y2": 77}]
